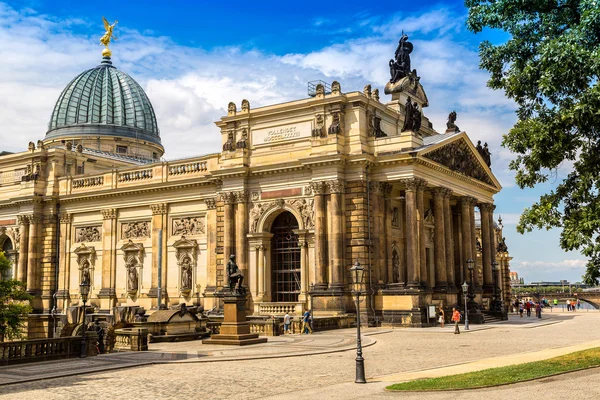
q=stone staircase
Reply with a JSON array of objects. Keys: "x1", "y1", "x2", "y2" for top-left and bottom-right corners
[{"x1": 482, "y1": 312, "x2": 504, "y2": 324}]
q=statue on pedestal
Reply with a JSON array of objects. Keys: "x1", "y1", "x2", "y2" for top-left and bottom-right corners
[
  {"x1": 226, "y1": 254, "x2": 245, "y2": 295},
  {"x1": 389, "y1": 33, "x2": 414, "y2": 84}
]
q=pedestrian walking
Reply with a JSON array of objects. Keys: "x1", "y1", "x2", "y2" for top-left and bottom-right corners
[
  {"x1": 577, "y1": 299, "x2": 581, "y2": 310},
  {"x1": 567, "y1": 300, "x2": 571, "y2": 311},
  {"x1": 283, "y1": 312, "x2": 291, "y2": 334},
  {"x1": 94, "y1": 320, "x2": 105, "y2": 354},
  {"x1": 451, "y1": 307, "x2": 461, "y2": 334},
  {"x1": 519, "y1": 301, "x2": 524, "y2": 318},
  {"x1": 536, "y1": 302, "x2": 542, "y2": 319},
  {"x1": 553, "y1": 298, "x2": 558, "y2": 309},
  {"x1": 438, "y1": 306, "x2": 445, "y2": 328},
  {"x1": 525, "y1": 300, "x2": 532, "y2": 317},
  {"x1": 301, "y1": 309, "x2": 313, "y2": 334}
]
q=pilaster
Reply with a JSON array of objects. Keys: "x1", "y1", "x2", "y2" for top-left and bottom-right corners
[{"x1": 432, "y1": 187, "x2": 447, "y2": 290}]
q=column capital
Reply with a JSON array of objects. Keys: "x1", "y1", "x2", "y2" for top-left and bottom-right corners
[
  {"x1": 26, "y1": 215, "x2": 41, "y2": 225},
  {"x1": 220, "y1": 192, "x2": 237, "y2": 204},
  {"x1": 205, "y1": 197, "x2": 217, "y2": 209},
  {"x1": 59, "y1": 213, "x2": 72, "y2": 224},
  {"x1": 460, "y1": 196, "x2": 478, "y2": 206},
  {"x1": 309, "y1": 181, "x2": 327, "y2": 195},
  {"x1": 101, "y1": 208, "x2": 117, "y2": 220},
  {"x1": 327, "y1": 179, "x2": 346, "y2": 194},
  {"x1": 17, "y1": 215, "x2": 30, "y2": 225},
  {"x1": 401, "y1": 177, "x2": 427, "y2": 192},
  {"x1": 233, "y1": 190, "x2": 249, "y2": 203},
  {"x1": 149, "y1": 203, "x2": 168, "y2": 215},
  {"x1": 431, "y1": 187, "x2": 447, "y2": 197},
  {"x1": 479, "y1": 202, "x2": 494, "y2": 213}
]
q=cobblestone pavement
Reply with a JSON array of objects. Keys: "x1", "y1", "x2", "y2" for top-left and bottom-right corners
[{"x1": 1, "y1": 311, "x2": 599, "y2": 400}]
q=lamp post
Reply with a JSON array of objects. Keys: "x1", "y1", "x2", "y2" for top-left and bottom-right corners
[
  {"x1": 350, "y1": 260, "x2": 367, "y2": 384},
  {"x1": 466, "y1": 258, "x2": 475, "y2": 304},
  {"x1": 79, "y1": 279, "x2": 90, "y2": 358},
  {"x1": 462, "y1": 281, "x2": 470, "y2": 330}
]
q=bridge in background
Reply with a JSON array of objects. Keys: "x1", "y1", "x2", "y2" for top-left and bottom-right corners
[{"x1": 510, "y1": 291, "x2": 600, "y2": 309}]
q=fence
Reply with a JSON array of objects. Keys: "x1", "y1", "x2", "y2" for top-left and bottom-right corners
[{"x1": 0, "y1": 333, "x2": 98, "y2": 365}]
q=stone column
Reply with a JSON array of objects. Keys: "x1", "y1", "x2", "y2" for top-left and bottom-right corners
[
  {"x1": 294, "y1": 230, "x2": 309, "y2": 302},
  {"x1": 416, "y1": 181, "x2": 428, "y2": 288},
  {"x1": 443, "y1": 190, "x2": 455, "y2": 288},
  {"x1": 432, "y1": 188, "x2": 447, "y2": 289},
  {"x1": 369, "y1": 182, "x2": 382, "y2": 284},
  {"x1": 235, "y1": 191, "x2": 249, "y2": 283},
  {"x1": 460, "y1": 197, "x2": 472, "y2": 285},
  {"x1": 257, "y1": 245, "x2": 265, "y2": 297},
  {"x1": 26, "y1": 214, "x2": 41, "y2": 294},
  {"x1": 402, "y1": 178, "x2": 422, "y2": 288},
  {"x1": 453, "y1": 208, "x2": 463, "y2": 285},
  {"x1": 328, "y1": 180, "x2": 345, "y2": 290},
  {"x1": 310, "y1": 181, "x2": 327, "y2": 290},
  {"x1": 223, "y1": 192, "x2": 236, "y2": 259},
  {"x1": 16, "y1": 215, "x2": 29, "y2": 283},
  {"x1": 205, "y1": 198, "x2": 218, "y2": 295},
  {"x1": 384, "y1": 185, "x2": 394, "y2": 285},
  {"x1": 150, "y1": 203, "x2": 167, "y2": 302},
  {"x1": 489, "y1": 204, "x2": 497, "y2": 276},
  {"x1": 57, "y1": 214, "x2": 72, "y2": 310},
  {"x1": 100, "y1": 209, "x2": 117, "y2": 299},
  {"x1": 469, "y1": 199, "x2": 479, "y2": 288},
  {"x1": 479, "y1": 203, "x2": 493, "y2": 290}
]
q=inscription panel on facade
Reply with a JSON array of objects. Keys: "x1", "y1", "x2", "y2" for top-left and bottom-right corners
[
  {"x1": 172, "y1": 216, "x2": 205, "y2": 236},
  {"x1": 252, "y1": 121, "x2": 311, "y2": 146},
  {"x1": 122, "y1": 221, "x2": 150, "y2": 239},
  {"x1": 75, "y1": 226, "x2": 102, "y2": 243}
]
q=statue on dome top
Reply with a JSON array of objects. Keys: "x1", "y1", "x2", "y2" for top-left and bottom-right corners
[{"x1": 100, "y1": 17, "x2": 118, "y2": 56}]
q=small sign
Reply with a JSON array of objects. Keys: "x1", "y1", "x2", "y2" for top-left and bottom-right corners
[
  {"x1": 252, "y1": 121, "x2": 311, "y2": 145},
  {"x1": 427, "y1": 305, "x2": 436, "y2": 319}
]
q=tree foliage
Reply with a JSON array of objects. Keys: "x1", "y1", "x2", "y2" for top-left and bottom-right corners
[
  {"x1": 0, "y1": 251, "x2": 32, "y2": 341},
  {"x1": 465, "y1": 0, "x2": 600, "y2": 284}
]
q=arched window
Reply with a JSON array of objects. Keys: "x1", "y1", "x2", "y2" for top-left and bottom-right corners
[{"x1": 270, "y1": 211, "x2": 300, "y2": 302}]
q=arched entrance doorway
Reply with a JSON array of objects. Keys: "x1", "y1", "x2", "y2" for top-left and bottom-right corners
[
  {"x1": 270, "y1": 211, "x2": 300, "y2": 302},
  {"x1": 1, "y1": 237, "x2": 14, "y2": 279}
]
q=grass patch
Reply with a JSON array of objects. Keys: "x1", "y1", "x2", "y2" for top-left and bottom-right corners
[{"x1": 386, "y1": 347, "x2": 600, "y2": 391}]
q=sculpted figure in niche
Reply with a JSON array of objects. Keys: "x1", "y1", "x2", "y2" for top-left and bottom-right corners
[
  {"x1": 226, "y1": 254, "x2": 244, "y2": 294},
  {"x1": 250, "y1": 203, "x2": 264, "y2": 233},
  {"x1": 81, "y1": 259, "x2": 91, "y2": 285},
  {"x1": 391, "y1": 207, "x2": 399, "y2": 227},
  {"x1": 392, "y1": 249, "x2": 400, "y2": 284},
  {"x1": 328, "y1": 112, "x2": 341, "y2": 135},
  {"x1": 181, "y1": 256, "x2": 192, "y2": 290},
  {"x1": 127, "y1": 259, "x2": 138, "y2": 293}
]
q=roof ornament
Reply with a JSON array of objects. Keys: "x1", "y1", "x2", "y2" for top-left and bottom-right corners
[{"x1": 100, "y1": 16, "x2": 118, "y2": 58}]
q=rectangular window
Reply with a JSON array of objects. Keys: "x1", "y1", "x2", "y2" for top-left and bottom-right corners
[
  {"x1": 116, "y1": 145, "x2": 128, "y2": 154},
  {"x1": 153, "y1": 152, "x2": 158, "y2": 160}
]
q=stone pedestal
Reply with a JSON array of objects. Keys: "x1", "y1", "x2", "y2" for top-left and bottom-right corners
[{"x1": 202, "y1": 295, "x2": 267, "y2": 346}]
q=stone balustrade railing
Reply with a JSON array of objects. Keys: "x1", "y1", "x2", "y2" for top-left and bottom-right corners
[
  {"x1": 168, "y1": 161, "x2": 208, "y2": 176},
  {"x1": 118, "y1": 169, "x2": 153, "y2": 183},
  {"x1": 258, "y1": 302, "x2": 300, "y2": 315},
  {"x1": 0, "y1": 333, "x2": 98, "y2": 365},
  {"x1": 60, "y1": 155, "x2": 215, "y2": 195},
  {"x1": 72, "y1": 176, "x2": 104, "y2": 189}
]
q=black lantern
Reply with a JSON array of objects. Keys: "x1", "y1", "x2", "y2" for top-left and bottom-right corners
[
  {"x1": 79, "y1": 280, "x2": 90, "y2": 358},
  {"x1": 461, "y1": 281, "x2": 470, "y2": 330},
  {"x1": 350, "y1": 260, "x2": 367, "y2": 384},
  {"x1": 466, "y1": 258, "x2": 475, "y2": 302}
]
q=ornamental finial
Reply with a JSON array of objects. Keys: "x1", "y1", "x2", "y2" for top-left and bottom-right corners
[{"x1": 99, "y1": 16, "x2": 118, "y2": 57}]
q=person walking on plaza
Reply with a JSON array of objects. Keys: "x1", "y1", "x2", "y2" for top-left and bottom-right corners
[
  {"x1": 567, "y1": 300, "x2": 571, "y2": 311},
  {"x1": 519, "y1": 301, "x2": 524, "y2": 317},
  {"x1": 553, "y1": 298, "x2": 558, "y2": 309},
  {"x1": 451, "y1": 307, "x2": 461, "y2": 334},
  {"x1": 283, "y1": 312, "x2": 291, "y2": 334},
  {"x1": 536, "y1": 302, "x2": 542, "y2": 319},
  {"x1": 577, "y1": 298, "x2": 581, "y2": 310},
  {"x1": 525, "y1": 300, "x2": 532, "y2": 317},
  {"x1": 301, "y1": 310, "x2": 313, "y2": 334},
  {"x1": 438, "y1": 306, "x2": 445, "y2": 328}
]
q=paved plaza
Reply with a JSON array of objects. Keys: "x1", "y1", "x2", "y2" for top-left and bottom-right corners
[{"x1": 1, "y1": 311, "x2": 600, "y2": 399}]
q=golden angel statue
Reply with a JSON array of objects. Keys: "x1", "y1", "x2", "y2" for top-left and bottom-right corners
[{"x1": 100, "y1": 16, "x2": 118, "y2": 48}]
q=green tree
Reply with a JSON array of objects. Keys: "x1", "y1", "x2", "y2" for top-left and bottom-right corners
[
  {"x1": 465, "y1": 0, "x2": 600, "y2": 284},
  {"x1": 0, "y1": 251, "x2": 32, "y2": 341}
]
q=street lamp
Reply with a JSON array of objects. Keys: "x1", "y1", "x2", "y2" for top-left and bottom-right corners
[
  {"x1": 350, "y1": 260, "x2": 367, "y2": 384},
  {"x1": 466, "y1": 258, "x2": 475, "y2": 303},
  {"x1": 462, "y1": 281, "x2": 470, "y2": 330},
  {"x1": 79, "y1": 279, "x2": 90, "y2": 358}
]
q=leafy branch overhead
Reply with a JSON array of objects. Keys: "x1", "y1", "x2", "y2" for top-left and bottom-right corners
[{"x1": 465, "y1": 0, "x2": 600, "y2": 284}]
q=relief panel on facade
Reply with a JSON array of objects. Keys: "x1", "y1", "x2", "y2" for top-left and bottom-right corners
[
  {"x1": 122, "y1": 221, "x2": 150, "y2": 239},
  {"x1": 172, "y1": 217, "x2": 205, "y2": 236},
  {"x1": 75, "y1": 226, "x2": 102, "y2": 243}
]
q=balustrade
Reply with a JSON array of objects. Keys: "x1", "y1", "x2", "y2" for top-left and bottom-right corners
[
  {"x1": 72, "y1": 176, "x2": 103, "y2": 189},
  {"x1": 168, "y1": 161, "x2": 208, "y2": 176},
  {"x1": 118, "y1": 169, "x2": 153, "y2": 183}
]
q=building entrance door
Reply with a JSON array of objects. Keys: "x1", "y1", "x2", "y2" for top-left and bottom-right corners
[{"x1": 270, "y1": 211, "x2": 300, "y2": 302}]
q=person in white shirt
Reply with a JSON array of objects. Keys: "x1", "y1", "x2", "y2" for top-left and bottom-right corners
[{"x1": 283, "y1": 312, "x2": 291, "y2": 334}]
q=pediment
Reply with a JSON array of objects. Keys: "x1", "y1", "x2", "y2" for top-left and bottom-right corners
[{"x1": 420, "y1": 136, "x2": 499, "y2": 189}]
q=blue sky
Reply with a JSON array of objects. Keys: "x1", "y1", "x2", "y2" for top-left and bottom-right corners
[{"x1": 0, "y1": 1, "x2": 587, "y2": 283}]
